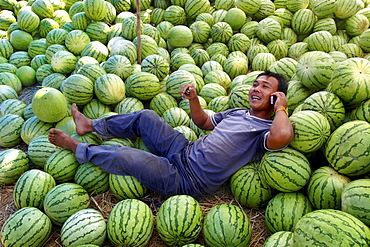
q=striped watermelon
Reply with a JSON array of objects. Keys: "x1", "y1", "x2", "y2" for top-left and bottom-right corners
[
  {"x1": 307, "y1": 166, "x2": 350, "y2": 210},
  {"x1": 149, "y1": 92, "x2": 178, "y2": 116},
  {"x1": 306, "y1": 31, "x2": 333, "y2": 52},
  {"x1": 341, "y1": 179, "x2": 370, "y2": 226},
  {"x1": 313, "y1": 18, "x2": 336, "y2": 35},
  {"x1": 0, "y1": 114, "x2": 24, "y2": 148},
  {"x1": 191, "y1": 49, "x2": 210, "y2": 69},
  {"x1": 13, "y1": 169, "x2": 56, "y2": 209},
  {"x1": 334, "y1": 0, "x2": 364, "y2": 19},
  {"x1": 268, "y1": 57, "x2": 297, "y2": 81},
  {"x1": 20, "y1": 116, "x2": 53, "y2": 145},
  {"x1": 352, "y1": 98, "x2": 370, "y2": 122},
  {"x1": 293, "y1": 209, "x2": 370, "y2": 246},
  {"x1": 311, "y1": 0, "x2": 335, "y2": 18},
  {"x1": 65, "y1": 30, "x2": 91, "y2": 56},
  {"x1": 204, "y1": 70, "x2": 231, "y2": 90},
  {"x1": 173, "y1": 125, "x2": 198, "y2": 141},
  {"x1": 51, "y1": 50, "x2": 77, "y2": 74},
  {"x1": 45, "y1": 44, "x2": 67, "y2": 64},
  {"x1": 261, "y1": 147, "x2": 312, "y2": 192},
  {"x1": 230, "y1": 164, "x2": 274, "y2": 208},
  {"x1": 162, "y1": 107, "x2": 190, "y2": 128},
  {"x1": 0, "y1": 72, "x2": 22, "y2": 93},
  {"x1": 164, "y1": 5, "x2": 186, "y2": 25},
  {"x1": 0, "y1": 207, "x2": 52, "y2": 247},
  {"x1": 141, "y1": 54, "x2": 170, "y2": 81},
  {"x1": 71, "y1": 12, "x2": 91, "y2": 31},
  {"x1": 252, "y1": 0, "x2": 275, "y2": 21},
  {"x1": 296, "y1": 51, "x2": 336, "y2": 91},
  {"x1": 85, "y1": 21, "x2": 110, "y2": 44},
  {"x1": 210, "y1": 22, "x2": 233, "y2": 43},
  {"x1": 62, "y1": 74, "x2": 94, "y2": 105},
  {"x1": 156, "y1": 195, "x2": 203, "y2": 246},
  {"x1": 0, "y1": 99, "x2": 26, "y2": 117},
  {"x1": 228, "y1": 84, "x2": 251, "y2": 109},
  {"x1": 31, "y1": 0, "x2": 54, "y2": 19},
  {"x1": 235, "y1": 0, "x2": 261, "y2": 16},
  {"x1": 102, "y1": 137, "x2": 133, "y2": 147},
  {"x1": 94, "y1": 74, "x2": 125, "y2": 105},
  {"x1": 126, "y1": 72, "x2": 161, "y2": 101},
  {"x1": 36, "y1": 64, "x2": 54, "y2": 84},
  {"x1": 325, "y1": 120, "x2": 370, "y2": 176},
  {"x1": 114, "y1": 97, "x2": 144, "y2": 114},
  {"x1": 107, "y1": 199, "x2": 154, "y2": 246},
  {"x1": 9, "y1": 51, "x2": 31, "y2": 69},
  {"x1": 109, "y1": 173, "x2": 148, "y2": 200},
  {"x1": 291, "y1": 8, "x2": 316, "y2": 34},
  {"x1": 189, "y1": 21, "x2": 211, "y2": 44},
  {"x1": 17, "y1": 10, "x2": 40, "y2": 33},
  {"x1": 45, "y1": 28, "x2": 68, "y2": 46},
  {"x1": 102, "y1": 55, "x2": 132, "y2": 80},
  {"x1": 256, "y1": 17, "x2": 282, "y2": 43},
  {"x1": 246, "y1": 44, "x2": 269, "y2": 64},
  {"x1": 0, "y1": 63, "x2": 17, "y2": 74},
  {"x1": 44, "y1": 149, "x2": 80, "y2": 183},
  {"x1": 70, "y1": 131, "x2": 103, "y2": 145},
  {"x1": 203, "y1": 203, "x2": 252, "y2": 247},
  {"x1": 265, "y1": 192, "x2": 313, "y2": 233},
  {"x1": 61, "y1": 208, "x2": 106, "y2": 246},
  {"x1": 121, "y1": 15, "x2": 143, "y2": 41},
  {"x1": 346, "y1": 14, "x2": 369, "y2": 37},
  {"x1": 30, "y1": 55, "x2": 47, "y2": 71},
  {"x1": 263, "y1": 231, "x2": 293, "y2": 247},
  {"x1": 338, "y1": 43, "x2": 364, "y2": 59},
  {"x1": 251, "y1": 53, "x2": 276, "y2": 71},
  {"x1": 288, "y1": 42, "x2": 309, "y2": 61},
  {"x1": 223, "y1": 56, "x2": 248, "y2": 80},
  {"x1": 74, "y1": 162, "x2": 109, "y2": 195},
  {"x1": 81, "y1": 41, "x2": 109, "y2": 63},
  {"x1": 330, "y1": 58, "x2": 370, "y2": 107},
  {"x1": 166, "y1": 70, "x2": 196, "y2": 99},
  {"x1": 199, "y1": 83, "x2": 227, "y2": 103},
  {"x1": 289, "y1": 110, "x2": 331, "y2": 153},
  {"x1": 82, "y1": 99, "x2": 111, "y2": 119},
  {"x1": 42, "y1": 73, "x2": 66, "y2": 89},
  {"x1": 185, "y1": 0, "x2": 210, "y2": 18},
  {"x1": 76, "y1": 63, "x2": 106, "y2": 82},
  {"x1": 208, "y1": 95, "x2": 230, "y2": 113},
  {"x1": 43, "y1": 183, "x2": 90, "y2": 226},
  {"x1": 300, "y1": 91, "x2": 345, "y2": 131},
  {"x1": 359, "y1": 29, "x2": 370, "y2": 53},
  {"x1": 267, "y1": 39, "x2": 289, "y2": 60},
  {"x1": 0, "y1": 85, "x2": 17, "y2": 103},
  {"x1": 0, "y1": 39, "x2": 14, "y2": 59},
  {"x1": 83, "y1": 0, "x2": 106, "y2": 21},
  {"x1": 0, "y1": 148, "x2": 29, "y2": 186},
  {"x1": 28, "y1": 134, "x2": 62, "y2": 168}
]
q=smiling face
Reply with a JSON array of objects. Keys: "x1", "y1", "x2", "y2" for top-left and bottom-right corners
[{"x1": 249, "y1": 75, "x2": 279, "y2": 112}]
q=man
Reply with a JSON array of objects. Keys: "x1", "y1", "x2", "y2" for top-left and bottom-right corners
[{"x1": 48, "y1": 70, "x2": 294, "y2": 197}]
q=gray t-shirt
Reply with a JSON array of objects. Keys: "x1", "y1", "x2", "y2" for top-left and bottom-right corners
[{"x1": 185, "y1": 108, "x2": 273, "y2": 194}]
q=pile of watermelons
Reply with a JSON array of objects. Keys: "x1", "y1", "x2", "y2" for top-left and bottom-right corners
[{"x1": 1, "y1": 0, "x2": 370, "y2": 246}]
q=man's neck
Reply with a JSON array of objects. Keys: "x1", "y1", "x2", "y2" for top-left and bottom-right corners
[{"x1": 249, "y1": 109, "x2": 273, "y2": 120}]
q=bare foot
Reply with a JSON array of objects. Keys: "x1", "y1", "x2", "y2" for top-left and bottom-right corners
[
  {"x1": 71, "y1": 103, "x2": 93, "y2": 135},
  {"x1": 48, "y1": 128, "x2": 80, "y2": 152}
]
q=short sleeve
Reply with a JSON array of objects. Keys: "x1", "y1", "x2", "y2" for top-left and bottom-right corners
[{"x1": 263, "y1": 131, "x2": 288, "y2": 151}]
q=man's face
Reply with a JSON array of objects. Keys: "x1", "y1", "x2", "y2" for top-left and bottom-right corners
[{"x1": 249, "y1": 75, "x2": 279, "y2": 110}]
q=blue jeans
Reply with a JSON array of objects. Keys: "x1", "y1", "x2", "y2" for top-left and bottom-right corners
[{"x1": 75, "y1": 110, "x2": 203, "y2": 197}]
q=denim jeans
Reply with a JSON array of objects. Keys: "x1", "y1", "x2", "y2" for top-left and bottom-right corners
[{"x1": 75, "y1": 109, "x2": 203, "y2": 196}]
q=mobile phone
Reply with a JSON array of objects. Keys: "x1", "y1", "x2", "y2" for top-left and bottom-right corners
[{"x1": 270, "y1": 95, "x2": 277, "y2": 105}]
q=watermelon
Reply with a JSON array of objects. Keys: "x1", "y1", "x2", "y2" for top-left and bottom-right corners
[
  {"x1": 295, "y1": 51, "x2": 336, "y2": 91},
  {"x1": 265, "y1": 192, "x2": 313, "y2": 233},
  {"x1": 0, "y1": 85, "x2": 17, "y2": 103},
  {"x1": 102, "y1": 55, "x2": 132, "y2": 80},
  {"x1": 114, "y1": 97, "x2": 144, "y2": 114},
  {"x1": 81, "y1": 41, "x2": 108, "y2": 63},
  {"x1": 300, "y1": 91, "x2": 345, "y2": 131},
  {"x1": 166, "y1": 70, "x2": 196, "y2": 99},
  {"x1": 263, "y1": 231, "x2": 294, "y2": 247},
  {"x1": 62, "y1": 74, "x2": 94, "y2": 105},
  {"x1": 107, "y1": 199, "x2": 154, "y2": 246},
  {"x1": 341, "y1": 179, "x2": 370, "y2": 226},
  {"x1": 261, "y1": 147, "x2": 311, "y2": 192},
  {"x1": 156, "y1": 195, "x2": 203, "y2": 246},
  {"x1": 82, "y1": 99, "x2": 111, "y2": 119},
  {"x1": 204, "y1": 70, "x2": 231, "y2": 90},
  {"x1": 289, "y1": 110, "x2": 331, "y2": 153},
  {"x1": 27, "y1": 134, "x2": 62, "y2": 168},
  {"x1": 235, "y1": 0, "x2": 261, "y2": 16},
  {"x1": 0, "y1": 114, "x2": 24, "y2": 148},
  {"x1": 43, "y1": 183, "x2": 90, "y2": 226},
  {"x1": 207, "y1": 95, "x2": 230, "y2": 113},
  {"x1": 291, "y1": 8, "x2": 316, "y2": 35},
  {"x1": 0, "y1": 148, "x2": 29, "y2": 186},
  {"x1": 109, "y1": 173, "x2": 147, "y2": 200},
  {"x1": 330, "y1": 58, "x2": 370, "y2": 108},
  {"x1": 74, "y1": 162, "x2": 109, "y2": 195},
  {"x1": 0, "y1": 72, "x2": 22, "y2": 94},
  {"x1": 83, "y1": 0, "x2": 106, "y2": 21},
  {"x1": 228, "y1": 84, "x2": 251, "y2": 109},
  {"x1": 31, "y1": 87, "x2": 67, "y2": 123},
  {"x1": 126, "y1": 72, "x2": 161, "y2": 101},
  {"x1": 150, "y1": 92, "x2": 178, "y2": 116},
  {"x1": 293, "y1": 209, "x2": 370, "y2": 246},
  {"x1": 203, "y1": 203, "x2": 252, "y2": 247},
  {"x1": 325, "y1": 121, "x2": 370, "y2": 176},
  {"x1": 65, "y1": 30, "x2": 91, "y2": 56},
  {"x1": 13, "y1": 169, "x2": 56, "y2": 209},
  {"x1": 307, "y1": 166, "x2": 350, "y2": 210},
  {"x1": 70, "y1": 131, "x2": 102, "y2": 145},
  {"x1": 17, "y1": 10, "x2": 40, "y2": 33},
  {"x1": 230, "y1": 164, "x2": 274, "y2": 208},
  {"x1": 61, "y1": 208, "x2": 106, "y2": 247},
  {"x1": 94, "y1": 73, "x2": 125, "y2": 105},
  {"x1": 0, "y1": 99, "x2": 26, "y2": 117},
  {"x1": 0, "y1": 207, "x2": 52, "y2": 247},
  {"x1": 334, "y1": 0, "x2": 364, "y2": 19},
  {"x1": 44, "y1": 149, "x2": 80, "y2": 183},
  {"x1": 51, "y1": 50, "x2": 77, "y2": 74},
  {"x1": 20, "y1": 116, "x2": 53, "y2": 145}
]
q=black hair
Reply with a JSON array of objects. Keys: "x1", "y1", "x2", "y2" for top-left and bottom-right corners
[{"x1": 257, "y1": 70, "x2": 288, "y2": 95}]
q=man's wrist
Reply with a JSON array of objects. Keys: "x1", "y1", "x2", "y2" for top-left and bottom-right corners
[{"x1": 275, "y1": 106, "x2": 288, "y2": 115}]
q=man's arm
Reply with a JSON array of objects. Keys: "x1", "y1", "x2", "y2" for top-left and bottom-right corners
[
  {"x1": 180, "y1": 84, "x2": 214, "y2": 130},
  {"x1": 266, "y1": 92, "x2": 294, "y2": 150}
]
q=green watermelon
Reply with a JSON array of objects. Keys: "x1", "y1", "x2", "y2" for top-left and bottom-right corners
[
  {"x1": 0, "y1": 114, "x2": 24, "y2": 148},
  {"x1": 32, "y1": 87, "x2": 67, "y2": 123},
  {"x1": 0, "y1": 148, "x2": 29, "y2": 185}
]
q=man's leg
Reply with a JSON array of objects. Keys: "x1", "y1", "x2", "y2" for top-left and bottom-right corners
[
  {"x1": 75, "y1": 143, "x2": 188, "y2": 196},
  {"x1": 92, "y1": 109, "x2": 189, "y2": 157}
]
